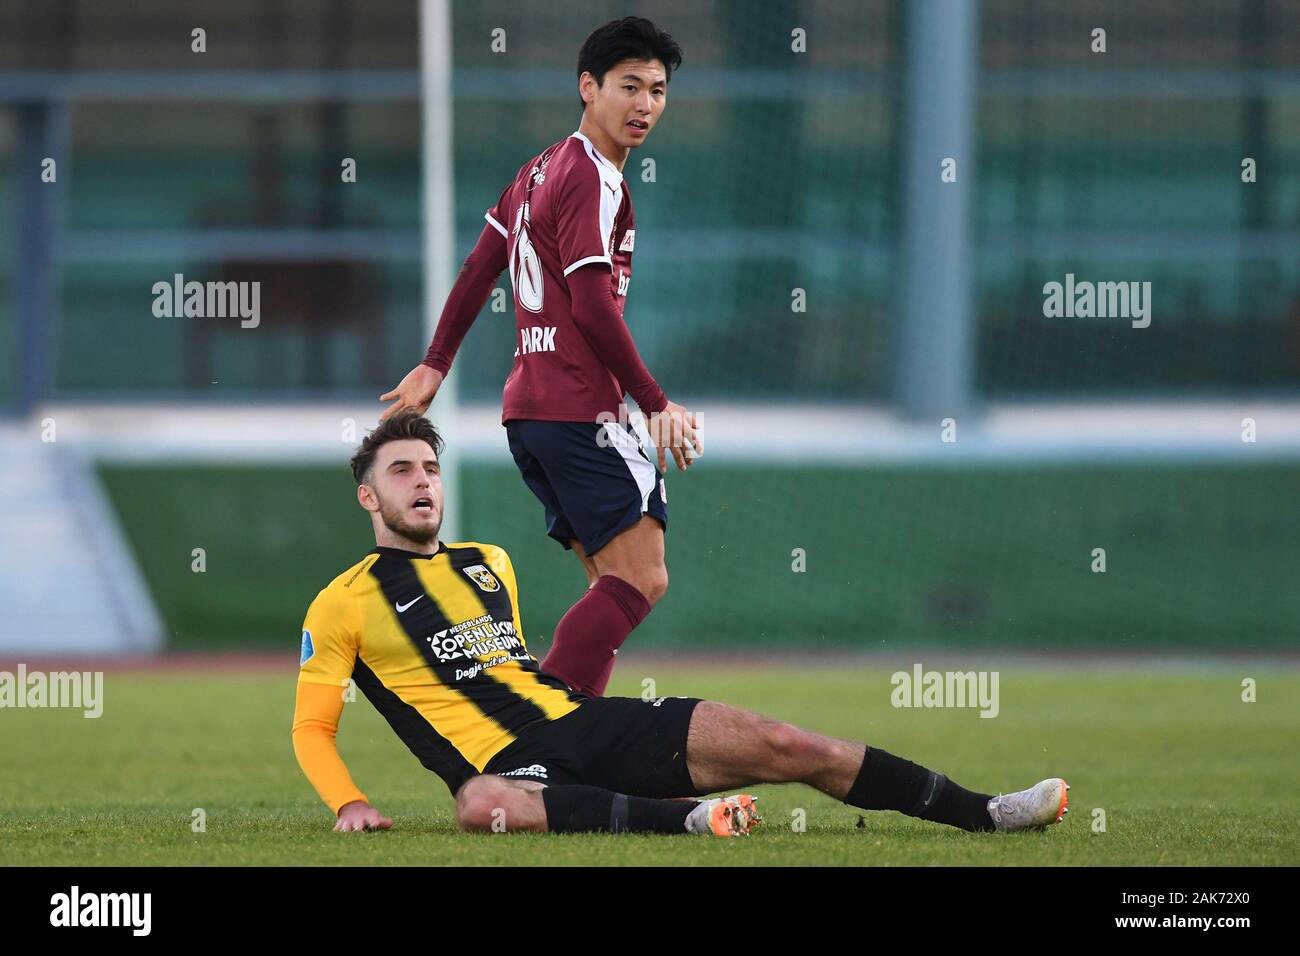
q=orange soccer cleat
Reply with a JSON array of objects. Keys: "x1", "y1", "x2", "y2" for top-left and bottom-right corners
[{"x1": 691, "y1": 794, "x2": 762, "y2": 837}]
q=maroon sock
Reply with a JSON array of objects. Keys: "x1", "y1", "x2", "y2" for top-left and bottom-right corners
[{"x1": 541, "y1": 575, "x2": 651, "y2": 696}]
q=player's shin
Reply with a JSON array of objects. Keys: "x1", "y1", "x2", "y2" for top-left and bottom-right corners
[
  {"x1": 844, "y1": 746, "x2": 997, "y2": 833},
  {"x1": 541, "y1": 785, "x2": 696, "y2": 834},
  {"x1": 541, "y1": 575, "x2": 650, "y2": 696}
]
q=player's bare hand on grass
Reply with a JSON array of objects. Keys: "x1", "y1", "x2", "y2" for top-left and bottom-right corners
[
  {"x1": 334, "y1": 800, "x2": 393, "y2": 832},
  {"x1": 648, "y1": 401, "x2": 702, "y2": 472},
  {"x1": 379, "y1": 364, "x2": 443, "y2": 422}
]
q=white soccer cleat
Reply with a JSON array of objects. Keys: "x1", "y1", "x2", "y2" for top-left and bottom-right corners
[
  {"x1": 987, "y1": 778, "x2": 1069, "y2": 833},
  {"x1": 685, "y1": 794, "x2": 762, "y2": 837}
]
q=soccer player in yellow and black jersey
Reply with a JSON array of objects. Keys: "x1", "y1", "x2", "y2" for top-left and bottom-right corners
[{"x1": 292, "y1": 412, "x2": 1070, "y2": 837}]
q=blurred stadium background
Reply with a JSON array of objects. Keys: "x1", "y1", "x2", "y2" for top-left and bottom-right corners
[{"x1": 1, "y1": 0, "x2": 1297, "y2": 658}]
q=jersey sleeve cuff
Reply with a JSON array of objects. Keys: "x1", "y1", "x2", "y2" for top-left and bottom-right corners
[
  {"x1": 638, "y1": 390, "x2": 669, "y2": 415},
  {"x1": 331, "y1": 790, "x2": 370, "y2": 815},
  {"x1": 562, "y1": 255, "x2": 613, "y2": 277},
  {"x1": 484, "y1": 212, "x2": 508, "y2": 237}
]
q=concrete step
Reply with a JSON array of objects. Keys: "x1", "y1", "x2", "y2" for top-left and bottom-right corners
[{"x1": 0, "y1": 426, "x2": 162, "y2": 654}]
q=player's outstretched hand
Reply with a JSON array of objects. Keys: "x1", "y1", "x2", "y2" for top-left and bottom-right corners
[
  {"x1": 648, "y1": 400, "x2": 703, "y2": 472},
  {"x1": 379, "y1": 364, "x2": 444, "y2": 422},
  {"x1": 334, "y1": 800, "x2": 393, "y2": 832}
]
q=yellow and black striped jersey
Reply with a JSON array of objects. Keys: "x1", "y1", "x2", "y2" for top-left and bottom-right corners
[{"x1": 297, "y1": 541, "x2": 582, "y2": 793}]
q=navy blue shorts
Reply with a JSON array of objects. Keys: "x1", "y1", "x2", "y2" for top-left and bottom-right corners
[{"x1": 505, "y1": 419, "x2": 668, "y2": 556}]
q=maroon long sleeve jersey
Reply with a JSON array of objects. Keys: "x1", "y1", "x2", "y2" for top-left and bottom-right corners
[{"x1": 422, "y1": 129, "x2": 668, "y2": 424}]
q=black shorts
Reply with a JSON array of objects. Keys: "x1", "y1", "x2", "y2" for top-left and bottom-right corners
[
  {"x1": 505, "y1": 419, "x2": 668, "y2": 556},
  {"x1": 482, "y1": 696, "x2": 702, "y2": 798}
]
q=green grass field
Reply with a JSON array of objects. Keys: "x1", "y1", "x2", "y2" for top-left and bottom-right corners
[
  {"x1": 3, "y1": 662, "x2": 1297, "y2": 866},
  {"x1": 99, "y1": 462, "x2": 1300, "y2": 652}
]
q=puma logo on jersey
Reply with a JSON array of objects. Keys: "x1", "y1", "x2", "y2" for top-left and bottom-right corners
[
  {"x1": 619, "y1": 229, "x2": 635, "y2": 252},
  {"x1": 514, "y1": 325, "x2": 557, "y2": 356},
  {"x1": 501, "y1": 764, "x2": 549, "y2": 780},
  {"x1": 529, "y1": 150, "x2": 554, "y2": 187}
]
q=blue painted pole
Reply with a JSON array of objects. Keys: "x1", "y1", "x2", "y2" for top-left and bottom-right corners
[
  {"x1": 12, "y1": 100, "x2": 60, "y2": 417},
  {"x1": 895, "y1": 0, "x2": 979, "y2": 421}
]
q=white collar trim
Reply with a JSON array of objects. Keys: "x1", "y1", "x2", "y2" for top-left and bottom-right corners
[{"x1": 570, "y1": 130, "x2": 624, "y2": 182}]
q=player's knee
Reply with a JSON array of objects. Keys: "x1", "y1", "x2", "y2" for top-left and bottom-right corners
[
  {"x1": 456, "y1": 775, "x2": 509, "y2": 832},
  {"x1": 763, "y1": 722, "x2": 819, "y2": 774},
  {"x1": 610, "y1": 564, "x2": 667, "y2": 606},
  {"x1": 638, "y1": 565, "x2": 668, "y2": 606}
]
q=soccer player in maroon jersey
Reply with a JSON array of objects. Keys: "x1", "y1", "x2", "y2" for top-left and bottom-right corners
[{"x1": 379, "y1": 18, "x2": 698, "y2": 697}]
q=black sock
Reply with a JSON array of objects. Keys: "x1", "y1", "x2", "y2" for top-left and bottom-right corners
[
  {"x1": 541, "y1": 785, "x2": 697, "y2": 834},
  {"x1": 845, "y1": 747, "x2": 995, "y2": 833}
]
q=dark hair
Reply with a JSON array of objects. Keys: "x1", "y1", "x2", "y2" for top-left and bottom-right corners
[
  {"x1": 350, "y1": 411, "x2": 444, "y2": 485},
  {"x1": 576, "y1": 17, "x2": 682, "y2": 110}
]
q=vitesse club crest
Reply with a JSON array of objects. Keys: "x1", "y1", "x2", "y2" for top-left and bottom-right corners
[{"x1": 462, "y1": 564, "x2": 501, "y2": 593}]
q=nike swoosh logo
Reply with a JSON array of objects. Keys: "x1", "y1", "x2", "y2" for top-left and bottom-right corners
[{"x1": 395, "y1": 595, "x2": 424, "y2": 613}]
